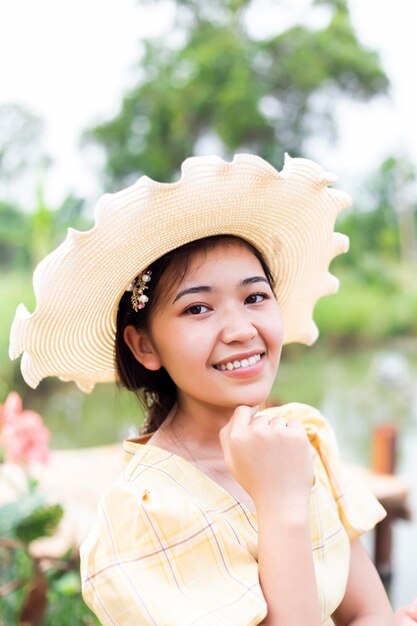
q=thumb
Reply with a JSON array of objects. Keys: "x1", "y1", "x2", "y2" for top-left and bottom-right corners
[
  {"x1": 219, "y1": 406, "x2": 251, "y2": 460},
  {"x1": 219, "y1": 405, "x2": 251, "y2": 442},
  {"x1": 231, "y1": 405, "x2": 253, "y2": 427}
]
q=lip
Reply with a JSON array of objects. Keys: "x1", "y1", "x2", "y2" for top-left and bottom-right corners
[
  {"x1": 213, "y1": 350, "x2": 265, "y2": 367},
  {"x1": 214, "y1": 354, "x2": 265, "y2": 378}
]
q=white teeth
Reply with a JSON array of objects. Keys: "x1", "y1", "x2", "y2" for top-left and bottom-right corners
[{"x1": 215, "y1": 354, "x2": 263, "y2": 371}]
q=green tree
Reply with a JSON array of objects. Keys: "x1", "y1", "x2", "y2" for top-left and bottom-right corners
[
  {"x1": 0, "y1": 104, "x2": 50, "y2": 199},
  {"x1": 339, "y1": 155, "x2": 417, "y2": 282},
  {"x1": 84, "y1": 0, "x2": 388, "y2": 187},
  {"x1": 0, "y1": 190, "x2": 86, "y2": 271}
]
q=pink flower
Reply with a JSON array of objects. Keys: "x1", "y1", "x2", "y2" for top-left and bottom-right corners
[
  {"x1": 0, "y1": 391, "x2": 22, "y2": 425},
  {"x1": 395, "y1": 600, "x2": 417, "y2": 625},
  {"x1": 0, "y1": 392, "x2": 50, "y2": 465}
]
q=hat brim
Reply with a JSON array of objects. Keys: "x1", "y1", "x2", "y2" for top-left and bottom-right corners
[{"x1": 9, "y1": 153, "x2": 350, "y2": 392}]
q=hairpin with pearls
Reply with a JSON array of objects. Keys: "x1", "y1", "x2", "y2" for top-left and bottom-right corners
[{"x1": 126, "y1": 270, "x2": 152, "y2": 311}]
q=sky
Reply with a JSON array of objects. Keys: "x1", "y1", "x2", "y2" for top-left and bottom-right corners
[{"x1": 1, "y1": 0, "x2": 417, "y2": 207}]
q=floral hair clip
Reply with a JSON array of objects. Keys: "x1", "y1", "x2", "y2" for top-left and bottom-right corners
[{"x1": 126, "y1": 270, "x2": 152, "y2": 311}]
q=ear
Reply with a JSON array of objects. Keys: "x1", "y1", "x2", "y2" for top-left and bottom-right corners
[{"x1": 123, "y1": 325, "x2": 162, "y2": 371}]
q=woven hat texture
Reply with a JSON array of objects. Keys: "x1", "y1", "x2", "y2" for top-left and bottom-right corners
[{"x1": 9, "y1": 153, "x2": 351, "y2": 392}]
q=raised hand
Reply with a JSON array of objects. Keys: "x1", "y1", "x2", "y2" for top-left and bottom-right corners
[{"x1": 219, "y1": 405, "x2": 314, "y2": 511}]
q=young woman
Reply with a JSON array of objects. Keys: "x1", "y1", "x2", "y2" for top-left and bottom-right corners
[{"x1": 10, "y1": 154, "x2": 394, "y2": 625}]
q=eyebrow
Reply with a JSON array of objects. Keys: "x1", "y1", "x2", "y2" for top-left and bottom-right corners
[{"x1": 173, "y1": 276, "x2": 269, "y2": 303}]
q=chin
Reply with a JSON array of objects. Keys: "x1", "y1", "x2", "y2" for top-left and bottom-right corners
[{"x1": 226, "y1": 390, "x2": 271, "y2": 409}]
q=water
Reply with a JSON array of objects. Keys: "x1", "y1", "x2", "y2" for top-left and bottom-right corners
[{"x1": 26, "y1": 340, "x2": 417, "y2": 609}]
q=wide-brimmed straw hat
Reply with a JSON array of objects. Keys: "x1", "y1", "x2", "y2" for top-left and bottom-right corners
[{"x1": 9, "y1": 153, "x2": 350, "y2": 392}]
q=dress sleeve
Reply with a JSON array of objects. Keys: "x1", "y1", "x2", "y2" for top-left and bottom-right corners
[
  {"x1": 80, "y1": 477, "x2": 267, "y2": 626},
  {"x1": 260, "y1": 403, "x2": 388, "y2": 542},
  {"x1": 301, "y1": 404, "x2": 388, "y2": 541}
]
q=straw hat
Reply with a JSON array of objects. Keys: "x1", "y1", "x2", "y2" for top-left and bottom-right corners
[{"x1": 9, "y1": 153, "x2": 350, "y2": 392}]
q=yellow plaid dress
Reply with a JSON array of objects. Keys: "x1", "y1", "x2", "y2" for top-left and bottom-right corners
[{"x1": 80, "y1": 403, "x2": 387, "y2": 625}]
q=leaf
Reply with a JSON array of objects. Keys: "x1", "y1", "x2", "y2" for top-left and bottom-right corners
[
  {"x1": 0, "y1": 494, "x2": 64, "y2": 544},
  {"x1": 52, "y1": 571, "x2": 81, "y2": 596},
  {"x1": 0, "y1": 494, "x2": 44, "y2": 539},
  {"x1": 15, "y1": 504, "x2": 64, "y2": 545}
]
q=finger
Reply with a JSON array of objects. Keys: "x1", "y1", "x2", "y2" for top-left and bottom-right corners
[
  {"x1": 268, "y1": 416, "x2": 288, "y2": 428},
  {"x1": 230, "y1": 405, "x2": 253, "y2": 427},
  {"x1": 250, "y1": 416, "x2": 273, "y2": 431},
  {"x1": 285, "y1": 420, "x2": 304, "y2": 430},
  {"x1": 250, "y1": 413, "x2": 270, "y2": 424},
  {"x1": 285, "y1": 420, "x2": 310, "y2": 442},
  {"x1": 220, "y1": 405, "x2": 252, "y2": 443}
]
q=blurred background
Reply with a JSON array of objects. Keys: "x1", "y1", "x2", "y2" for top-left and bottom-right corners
[{"x1": 1, "y1": 0, "x2": 416, "y2": 616}]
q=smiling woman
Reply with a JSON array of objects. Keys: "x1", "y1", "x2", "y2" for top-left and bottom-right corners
[{"x1": 9, "y1": 154, "x2": 393, "y2": 625}]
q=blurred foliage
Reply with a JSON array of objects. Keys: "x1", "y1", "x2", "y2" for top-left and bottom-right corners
[
  {"x1": 83, "y1": 0, "x2": 388, "y2": 187},
  {"x1": 314, "y1": 267, "x2": 417, "y2": 342},
  {"x1": 42, "y1": 566, "x2": 100, "y2": 626},
  {"x1": 338, "y1": 155, "x2": 417, "y2": 276},
  {"x1": 0, "y1": 189, "x2": 87, "y2": 271},
  {"x1": 0, "y1": 454, "x2": 98, "y2": 625},
  {"x1": 0, "y1": 539, "x2": 99, "y2": 626},
  {"x1": 0, "y1": 104, "x2": 50, "y2": 186},
  {"x1": 0, "y1": 271, "x2": 33, "y2": 397},
  {"x1": 0, "y1": 104, "x2": 52, "y2": 216},
  {"x1": 0, "y1": 492, "x2": 63, "y2": 544}
]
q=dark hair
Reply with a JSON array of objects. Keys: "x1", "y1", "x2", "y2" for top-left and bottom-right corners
[{"x1": 115, "y1": 235, "x2": 275, "y2": 434}]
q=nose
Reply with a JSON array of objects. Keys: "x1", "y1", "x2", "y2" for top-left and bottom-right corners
[{"x1": 219, "y1": 304, "x2": 258, "y2": 344}]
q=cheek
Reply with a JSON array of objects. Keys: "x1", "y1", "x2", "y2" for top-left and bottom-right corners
[
  {"x1": 268, "y1": 325, "x2": 284, "y2": 362},
  {"x1": 157, "y1": 321, "x2": 214, "y2": 368},
  {"x1": 183, "y1": 325, "x2": 214, "y2": 363},
  {"x1": 274, "y1": 314, "x2": 284, "y2": 344},
  {"x1": 263, "y1": 303, "x2": 283, "y2": 346},
  {"x1": 159, "y1": 327, "x2": 215, "y2": 392}
]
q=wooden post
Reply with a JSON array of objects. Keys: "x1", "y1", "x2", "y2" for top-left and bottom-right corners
[
  {"x1": 371, "y1": 424, "x2": 398, "y2": 591},
  {"x1": 372, "y1": 425, "x2": 398, "y2": 474}
]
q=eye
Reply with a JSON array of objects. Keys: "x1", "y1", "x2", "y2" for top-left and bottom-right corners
[
  {"x1": 245, "y1": 292, "x2": 268, "y2": 304},
  {"x1": 183, "y1": 304, "x2": 210, "y2": 315}
]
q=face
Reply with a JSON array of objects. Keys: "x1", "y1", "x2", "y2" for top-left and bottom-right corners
[{"x1": 127, "y1": 242, "x2": 283, "y2": 414}]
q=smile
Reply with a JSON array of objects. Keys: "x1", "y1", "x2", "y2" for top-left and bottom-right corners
[{"x1": 214, "y1": 353, "x2": 263, "y2": 371}]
